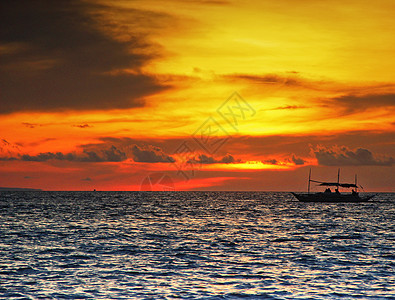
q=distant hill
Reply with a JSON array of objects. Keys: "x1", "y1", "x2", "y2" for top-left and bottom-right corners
[{"x1": 0, "y1": 187, "x2": 43, "y2": 191}]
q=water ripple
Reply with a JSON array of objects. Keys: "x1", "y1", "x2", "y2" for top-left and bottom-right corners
[{"x1": 0, "y1": 191, "x2": 394, "y2": 299}]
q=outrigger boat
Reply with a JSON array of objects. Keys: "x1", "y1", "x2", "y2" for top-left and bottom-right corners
[{"x1": 291, "y1": 169, "x2": 375, "y2": 203}]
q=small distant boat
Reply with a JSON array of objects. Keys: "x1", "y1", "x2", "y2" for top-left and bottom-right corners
[{"x1": 291, "y1": 169, "x2": 375, "y2": 203}]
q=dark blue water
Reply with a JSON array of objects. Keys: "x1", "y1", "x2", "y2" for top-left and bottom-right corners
[{"x1": 0, "y1": 192, "x2": 394, "y2": 299}]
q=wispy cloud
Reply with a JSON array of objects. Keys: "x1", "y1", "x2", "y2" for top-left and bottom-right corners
[{"x1": 0, "y1": 139, "x2": 21, "y2": 159}]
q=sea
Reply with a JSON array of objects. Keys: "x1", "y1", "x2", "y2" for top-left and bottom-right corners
[{"x1": 0, "y1": 191, "x2": 394, "y2": 299}]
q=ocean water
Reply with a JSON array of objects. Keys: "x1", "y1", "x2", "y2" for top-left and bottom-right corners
[{"x1": 0, "y1": 191, "x2": 394, "y2": 299}]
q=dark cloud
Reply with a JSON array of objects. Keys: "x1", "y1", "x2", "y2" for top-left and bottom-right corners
[
  {"x1": 59, "y1": 133, "x2": 395, "y2": 167},
  {"x1": 0, "y1": 0, "x2": 169, "y2": 114},
  {"x1": 81, "y1": 177, "x2": 92, "y2": 181},
  {"x1": 291, "y1": 155, "x2": 305, "y2": 165},
  {"x1": 21, "y1": 122, "x2": 42, "y2": 129},
  {"x1": 21, "y1": 152, "x2": 67, "y2": 162},
  {"x1": 271, "y1": 105, "x2": 308, "y2": 110},
  {"x1": 264, "y1": 159, "x2": 278, "y2": 165},
  {"x1": 187, "y1": 153, "x2": 238, "y2": 164},
  {"x1": 264, "y1": 155, "x2": 305, "y2": 165},
  {"x1": 0, "y1": 157, "x2": 17, "y2": 161},
  {"x1": 52, "y1": 138, "x2": 176, "y2": 164},
  {"x1": 131, "y1": 145, "x2": 175, "y2": 163},
  {"x1": 20, "y1": 145, "x2": 126, "y2": 162},
  {"x1": 314, "y1": 146, "x2": 394, "y2": 166},
  {"x1": 89, "y1": 146, "x2": 127, "y2": 162},
  {"x1": 91, "y1": 132, "x2": 395, "y2": 163},
  {"x1": 72, "y1": 124, "x2": 92, "y2": 128},
  {"x1": 225, "y1": 74, "x2": 303, "y2": 86},
  {"x1": 219, "y1": 154, "x2": 237, "y2": 163},
  {"x1": 1, "y1": 137, "x2": 180, "y2": 163},
  {"x1": 332, "y1": 93, "x2": 395, "y2": 114}
]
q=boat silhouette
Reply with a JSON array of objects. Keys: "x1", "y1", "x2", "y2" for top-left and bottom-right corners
[{"x1": 291, "y1": 169, "x2": 375, "y2": 202}]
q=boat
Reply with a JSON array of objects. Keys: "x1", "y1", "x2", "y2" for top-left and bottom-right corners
[{"x1": 291, "y1": 169, "x2": 375, "y2": 203}]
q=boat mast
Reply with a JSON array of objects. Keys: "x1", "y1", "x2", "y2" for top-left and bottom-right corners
[
  {"x1": 337, "y1": 168, "x2": 340, "y2": 191},
  {"x1": 308, "y1": 168, "x2": 311, "y2": 194},
  {"x1": 355, "y1": 174, "x2": 358, "y2": 192}
]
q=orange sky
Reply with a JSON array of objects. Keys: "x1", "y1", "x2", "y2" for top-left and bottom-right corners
[{"x1": 0, "y1": 0, "x2": 394, "y2": 191}]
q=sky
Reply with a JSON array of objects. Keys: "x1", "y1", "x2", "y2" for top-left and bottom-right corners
[{"x1": 0, "y1": 0, "x2": 394, "y2": 191}]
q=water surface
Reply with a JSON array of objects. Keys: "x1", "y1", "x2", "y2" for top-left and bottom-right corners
[{"x1": 0, "y1": 192, "x2": 394, "y2": 299}]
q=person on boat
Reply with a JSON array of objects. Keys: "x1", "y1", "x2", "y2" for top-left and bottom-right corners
[
  {"x1": 335, "y1": 188, "x2": 340, "y2": 194},
  {"x1": 324, "y1": 188, "x2": 331, "y2": 193},
  {"x1": 352, "y1": 189, "x2": 358, "y2": 196}
]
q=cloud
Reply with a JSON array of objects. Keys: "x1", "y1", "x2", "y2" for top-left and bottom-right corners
[
  {"x1": 271, "y1": 105, "x2": 308, "y2": 110},
  {"x1": 332, "y1": 93, "x2": 395, "y2": 114},
  {"x1": 314, "y1": 146, "x2": 394, "y2": 166},
  {"x1": 291, "y1": 155, "x2": 305, "y2": 165},
  {"x1": 22, "y1": 122, "x2": 42, "y2": 129},
  {"x1": 263, "y1": 159, "x2": 278, "y2": 165},
  {"x1": 219, "y1": 154, "x2": 237, "y2": 163},
  {"x1": 72, "y1": 124, "x2": 92, "y2": 128},
  {"x1": 0, "y1": 139, "x2": 21, "y2": 159},
  {"x1": 81, "y1": 177, "x2": 92, "y2": 181},
  {"x1": 187, "y1": 154, "x2": 238, "y2": 164},
  {"x1": 263, "y1": 155, "x2": 305, "y2": 166},
  {"x1": 1, "y1": 138, "x2": 180, "y2": 164},
  {"x1": 0, "y1": 157, "x2": 17, "y2": 161},
  {"x1": 0, "y1": 0, "x2": 170, "y2": 114},
  {"x1": 131, "y1": 145, "x2": 175, "y2": 163},
  {"x1": 84, "y1": 146, "x2": 127, "y2": 162},
  {"x1": 20, "y1": 145, "x2": 127, "y2": 162},
  {"x1": 14, "y1": 138, "x2": 176, "y2": 164},
  {"x1": 225, "y1": 73, "x2": 304, "y2": 87}
]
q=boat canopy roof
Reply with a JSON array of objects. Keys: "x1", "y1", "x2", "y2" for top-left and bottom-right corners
[{"x1": 310, "y1": 180, "x2": 358, "y2": 188}]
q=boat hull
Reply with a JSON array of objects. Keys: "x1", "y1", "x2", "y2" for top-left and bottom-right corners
[{"x1": 291, "y1": 192, "x2": 375, "y2": 203}]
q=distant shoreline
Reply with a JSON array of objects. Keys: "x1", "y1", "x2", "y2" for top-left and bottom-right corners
[{"x1": 0, "y1": 187, "x2": 43, "y2": 191}]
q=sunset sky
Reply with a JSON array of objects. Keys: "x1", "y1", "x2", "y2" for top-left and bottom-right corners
[{"x1": 0, "y1": 0, "x2": 394, "y2": 191}]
